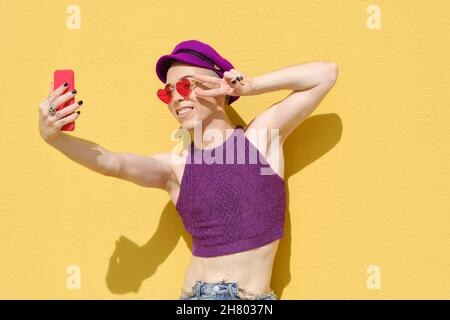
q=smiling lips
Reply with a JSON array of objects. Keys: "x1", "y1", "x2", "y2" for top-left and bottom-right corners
[{"x1": 176, "y1": 105, "x2": 194, "y2": 118}]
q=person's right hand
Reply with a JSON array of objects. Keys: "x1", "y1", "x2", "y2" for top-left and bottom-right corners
[{"x1": 39, "y1": 81, "x2": 83, "y2": 143}]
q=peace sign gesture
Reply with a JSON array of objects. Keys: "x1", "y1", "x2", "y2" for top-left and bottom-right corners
[{"x1": 193, "y1": 68, "x2": 255, "y2": 98}]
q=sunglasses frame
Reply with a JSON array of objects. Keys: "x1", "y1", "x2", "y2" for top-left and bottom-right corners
[{"x1": 157, "y1": 78, "x2": 198, "y2": 105}]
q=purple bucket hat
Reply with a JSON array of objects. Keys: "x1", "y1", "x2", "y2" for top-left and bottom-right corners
[{"x1": 155, "y1": 39, "x2": 240, "y2": 106}]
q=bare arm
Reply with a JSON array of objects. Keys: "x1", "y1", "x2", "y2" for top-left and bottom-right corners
[
  {"x1": 39, "y1": 80, "x2": 173, "y2": 190},
  {"x1": 45, "y1": 132, "x2": 120, "y2": 176},
  {"x1": 248, "y1": 61, "x2": 339, "y2": 143},
  {"x1": 40, "y1": 82, "x2": 117, "y2": 176},
  {"x1": 46, "y1": 134, "x2": 174, "y2": 190},
  {"x1": 112, "y1": 152, "x2": 174, "y2": 190}
]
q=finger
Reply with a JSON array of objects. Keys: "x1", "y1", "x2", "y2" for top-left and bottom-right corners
[
  {"x1": 192, "y1": 74, "x2": 221, "y2": 84},
  {"x1": 223, "y1": 71, "x2": 239, "y2": 86},
  {"x1": 195, "y1": 86, "x2": 227, "y2": 97},
  {"x1": 50, "y1": 89, "x2": 77, "y2": 110},
  {"x1": 47, "y1": 81, "x2": 69, "y2": 103},
  {"x1": 229, "y1": 69, "x2": 241, "y2": 77},
  {"x1": 52, "y1": 100, "x2": 83, "y2": 119},
  {"x1": 54, "y1": 110, "x2": 80, "y2": 128},
  {"x1": 223, "y1": 71, "x2": 238, "y2": 79},
  {"x1": 229, "y1": 69, "x2": 247, "y2": 80}
]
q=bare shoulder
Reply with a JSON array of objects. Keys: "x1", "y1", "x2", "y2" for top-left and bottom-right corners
[
  {"x1": 244, "y1": 121, "x2": 284, "y2": 158},
  {"x1": 243, "y1": 121, "x2": 285, "y2": 180},
  {"x1": 160, "y1": 149, "x2": 191, "y2": 206},
  {"x1": 161, "y1": 149, "x2": 190, "y2": 186}
]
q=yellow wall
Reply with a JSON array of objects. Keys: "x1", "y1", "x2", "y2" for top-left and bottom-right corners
[{"x1": 1, "y1": 0, "x2": 449, "y2": 299}]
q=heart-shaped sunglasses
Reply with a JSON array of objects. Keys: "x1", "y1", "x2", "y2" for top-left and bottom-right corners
[{"x1": 157, "y1": 78, "x2": 197, "y2": 105}]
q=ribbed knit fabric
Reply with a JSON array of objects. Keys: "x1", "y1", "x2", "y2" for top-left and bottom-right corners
[{"x1": 175, "y1": 124, "x2": 286, "y2": 257}]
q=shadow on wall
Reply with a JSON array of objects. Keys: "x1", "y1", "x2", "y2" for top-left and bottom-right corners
[{"x1": 104, "y1": 107, "x2": 343, "y2": 298}]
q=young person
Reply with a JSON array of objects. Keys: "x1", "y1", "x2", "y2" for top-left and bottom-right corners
[{"x1": 39, "y1": 40, "x2": 338, "y2": 300}]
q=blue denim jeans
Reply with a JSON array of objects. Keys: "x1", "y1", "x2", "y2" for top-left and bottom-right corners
[{"x1": 179, "y1": 280, "x2": 277, "y2": 300}]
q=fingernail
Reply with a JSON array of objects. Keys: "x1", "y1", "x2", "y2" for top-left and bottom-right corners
[
  {"x1": 78, "y1": 100, "x2": 83, "y2": 105},
  {"x1": 71, "y1": 89, "x2": 77, "y2": 94},
  {"x1": 64, "y1": 82, "x2": 69, "y2": 87},
  {"x1": 76, "y1": 111, "x2": 81, "y2": 114}
]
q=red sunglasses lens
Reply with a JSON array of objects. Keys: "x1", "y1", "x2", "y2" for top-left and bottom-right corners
[
  {"x1": 157, "y1": 85, "x2": 172, "y2": 104},
  {"x1": 157, "y1": 79, "x2": 193, "y2": 105},
  {"x1": 176, "y1": 78, "x2": 192, "y2": 97}
]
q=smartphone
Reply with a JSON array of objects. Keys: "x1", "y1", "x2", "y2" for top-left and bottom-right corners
[{"x1": 53, "y1": 69, "x2": 76, "y2": 131}]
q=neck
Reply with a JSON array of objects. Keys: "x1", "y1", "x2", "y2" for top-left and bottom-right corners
[{"x1": 189, "y1": 117, "x2": 235, "y2": 150}]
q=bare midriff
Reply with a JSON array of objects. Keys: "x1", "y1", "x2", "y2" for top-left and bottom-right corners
[
  {"x1": 180, "y1": 239, "x2": 280, "y2": 298},
  {"x1": 171, "y1": 129, "x2": 284, "y2": 299}
]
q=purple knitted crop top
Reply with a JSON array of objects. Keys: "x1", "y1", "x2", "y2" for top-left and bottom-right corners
[{"x1": 175, "y1": 124, "x2": 286, "y2": 257}]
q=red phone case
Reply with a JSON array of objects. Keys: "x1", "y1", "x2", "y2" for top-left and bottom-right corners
[{"x1": 53, "y1": 69, "x2": 75, "y2": 131}]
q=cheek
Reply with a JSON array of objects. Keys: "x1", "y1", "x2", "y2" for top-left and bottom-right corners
[{"x1": 192, "y1": 94, "x2": 218, "y2": 108}]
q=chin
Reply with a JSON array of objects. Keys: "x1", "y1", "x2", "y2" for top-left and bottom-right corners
[
  {"x1": 179, "y1": 115, "x2": 205, "y2": 131},
  {"x1": 179, "y1": 118, "x2": 196, "y2": 131}
]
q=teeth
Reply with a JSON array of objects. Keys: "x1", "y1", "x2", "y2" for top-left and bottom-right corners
[{"x1": 177, "y1": 107, "x2": 193, "y2": 116}]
